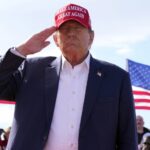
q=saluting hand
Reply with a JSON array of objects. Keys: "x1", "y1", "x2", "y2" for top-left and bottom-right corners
[{"x1": 17, "y1": 26, "x2": 56, "y2": 56}]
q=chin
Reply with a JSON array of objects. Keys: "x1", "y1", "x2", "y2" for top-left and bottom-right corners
[
  {"x1": 63, "y1": 49, "x2": 79, "y2": 57},
  {"x1": 64, "y1": 47, "x2": 78, "y2": 53}
]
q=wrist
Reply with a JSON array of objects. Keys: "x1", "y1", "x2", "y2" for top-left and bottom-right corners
[
  {"x1": 16, "y1": 44, "x2": 28, "y2": 57},
  {"x1": 10, "y1": 47, "x2": 26, "y2": 58}
]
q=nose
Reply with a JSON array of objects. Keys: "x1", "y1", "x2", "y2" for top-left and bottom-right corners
[{"x1": 66, "y1": 28, "x2": 78, "y2": 37}]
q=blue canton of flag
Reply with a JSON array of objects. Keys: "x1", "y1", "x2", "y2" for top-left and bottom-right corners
[{"x1": 128, "y1": 59, "x2": 150, "y2": 90}]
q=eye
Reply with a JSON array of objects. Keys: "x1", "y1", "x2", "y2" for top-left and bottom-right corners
[
  {"x1": 59, "y1": 27, "x2": 68, "y2": 32},
  {"x1": 59, "y1": 26, "x2": 85, "y2": 33}
]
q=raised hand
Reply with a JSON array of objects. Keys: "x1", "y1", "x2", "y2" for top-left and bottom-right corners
[{"x1": 17, "y1": 26, "x2": 56, "y2": 56}]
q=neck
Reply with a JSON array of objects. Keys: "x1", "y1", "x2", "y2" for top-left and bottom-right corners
[{"x1": 64, "y1": 52, "x2": 89, "y2": 67}]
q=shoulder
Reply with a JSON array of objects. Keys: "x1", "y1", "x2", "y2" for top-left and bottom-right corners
[
  {"x1": 23, "y1": 56, "x2": 57, "y2": 67},
  {"x1": 26, "y1": 56, "x2": 57, "y2": 64},
  {"x1": 91, "y1": 57, "x2": 128, "y2": 76},
  {"x1": 20, "y1": 56, "x2": 58, "y2": 72}
]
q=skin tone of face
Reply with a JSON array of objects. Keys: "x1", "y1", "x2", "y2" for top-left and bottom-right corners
[
  {"x1": 53, "y1": 20, "x2": 94, "y2": 67},
  {"x1": 136, "y1": 115, "x2": 144, "y2": 133}
]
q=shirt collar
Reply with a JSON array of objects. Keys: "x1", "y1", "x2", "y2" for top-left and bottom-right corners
[{"x1": 61, "y1": 53, "x2": 90, "y2": 71}]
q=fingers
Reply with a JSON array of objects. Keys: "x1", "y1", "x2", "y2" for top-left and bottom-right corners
[
  {"x1": 16, "y1": 26, "x2": 56, "y2": 56},
  {"x1": 42, "y1": 41, "x2": 50, "y2": 48},
  {"x1": 36, "y1": 26, "x2": 57, "y2": 41}
]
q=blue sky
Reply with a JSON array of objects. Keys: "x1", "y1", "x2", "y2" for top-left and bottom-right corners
[{"x1": 0, "y1": 0, "x2": 150, "y2": 128}]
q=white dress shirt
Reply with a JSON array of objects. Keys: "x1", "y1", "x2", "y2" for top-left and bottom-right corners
[{"x1": 44, "y1": 54, "x2": 90, "y2": 150}]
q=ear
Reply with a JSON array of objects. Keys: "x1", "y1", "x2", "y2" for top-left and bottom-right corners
[
  {"x1": 90, "y1": 30, "x2": 94, "y2": 43},
  {"x1": 89, "y1": 30, "x2": 94, "y2": 46},
  {"x1": 53, "y1": 33, "x2": 59, "y2": 47}
]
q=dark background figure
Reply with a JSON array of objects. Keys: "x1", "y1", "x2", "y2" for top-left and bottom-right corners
[
  {"x1": 137, "y1": 115, "x2": 150, "y2": 144},
  {"x1": 0, "y1": 128, "x2": 4, "y2": 150},
  {"x1": 0, "y1": 127, "x2": 11, "y2": 150},
  {"x1": 0, "y1": 129, "x2": 4, "y2": 137}
]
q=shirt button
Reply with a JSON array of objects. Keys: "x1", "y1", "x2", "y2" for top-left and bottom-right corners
[{"x1": 71, "y1": 125, "x2": 74, "y2": 129}]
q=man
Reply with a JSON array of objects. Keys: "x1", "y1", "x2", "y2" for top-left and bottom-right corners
[
  {"x1": 0, "y1": 3, "x2": 138, "y2": 150},
  {"x1": 136, "y1": 115, "x2": 150, "y2": 144}
]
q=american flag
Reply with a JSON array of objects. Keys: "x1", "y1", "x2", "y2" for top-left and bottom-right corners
[{"x1": 127, "y1": 59, "x2": 150, "y2": 110}]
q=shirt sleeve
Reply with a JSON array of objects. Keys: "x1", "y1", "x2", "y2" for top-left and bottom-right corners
[{"x1": 10, "y1": 47, "x2": 26, "y2": 58}]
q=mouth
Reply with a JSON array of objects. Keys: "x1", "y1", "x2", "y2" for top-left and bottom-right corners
[{"x1": 66, "y1": 41, "x2": 78, "y2": 46}]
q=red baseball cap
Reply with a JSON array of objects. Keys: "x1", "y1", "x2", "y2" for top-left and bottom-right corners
[{"x1": 55, "y1": 3, "x2": 91, "y2": 29}]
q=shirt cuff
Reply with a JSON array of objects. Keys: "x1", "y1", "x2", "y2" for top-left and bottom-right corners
[{"x1": 10, "y1": 47, "x2": 26, "y2": 58}]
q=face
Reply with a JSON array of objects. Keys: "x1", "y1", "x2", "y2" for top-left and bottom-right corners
[
  {"x1": 53, "y1": 20, "x2": 94, "y2": 64},
  {"x1": 136, "y1": 116, "x2": 144, "y2": 129}
]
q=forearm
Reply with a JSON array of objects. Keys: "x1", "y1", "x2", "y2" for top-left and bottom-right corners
[{"x1": 0, "y1": 50, "x2": 25, "y2": 100}]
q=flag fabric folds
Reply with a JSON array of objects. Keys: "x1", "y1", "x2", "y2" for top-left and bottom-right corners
[
  {"x1": 0, "y1": 100, "x2": 15, "y2": 105},
  {"x1": 127, "y1": 59, "x2": 150, "y2": 110}
]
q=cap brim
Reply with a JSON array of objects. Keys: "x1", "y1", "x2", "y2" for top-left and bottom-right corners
[{"x1": 56, "y1": 18, "x2": 89, "y2": 29}]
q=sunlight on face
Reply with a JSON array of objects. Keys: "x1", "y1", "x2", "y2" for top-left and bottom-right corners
[{"x1": 53, "y1": 20, "x2": 94, "y2": 64}]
